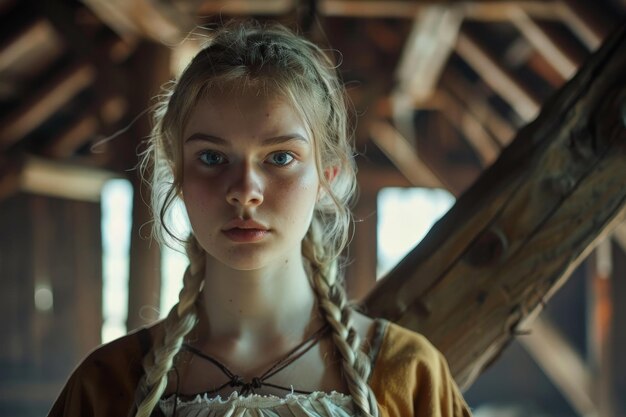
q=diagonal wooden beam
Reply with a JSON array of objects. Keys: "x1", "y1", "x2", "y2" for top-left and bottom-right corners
[
  {"x1": 455, "y1": 31, "x2": 541, "y2": 121},
  {"x1": 82, "y1": 0, "x2": 193, "y2": 44},
  {"x1": 519, "y1": 314, "x2": 597, "y2": 417},
  {"x1": 556, "y1": 0, "x2": 607, "y2": 50},
  {"x1": 396, "y1": 5, "x2": 463, "y2": 105},
  {"x1": 43, "y1": 95, "x2": 127, "y2": 158},
  {"x1": 433, "y1": 89, "x2": 501, "y2": 166},
  {"x1": 0, "y1": 63, "x2": 96, "y2": 149},
  {"x1": 364, "y1": 21, "x2": 626, "y2": 389},
  {"x1": 392, "y1": 5, "x2": 463, "y2": 146},
  {"x1": 440, "y1": 67, "x2": 517, "y2": 146},
  {"x1": 0, "y1": 19, "x2": 64, "y2": 79},
  {"x1": 369, "y1": 121, "x2": 445, "y2": 189},
  {"x1": 508, "y1": 6, "x2": 579, "y2": 80},
  {"x1": 612, "y1": 222, "x2": 626, "y2": 254}
]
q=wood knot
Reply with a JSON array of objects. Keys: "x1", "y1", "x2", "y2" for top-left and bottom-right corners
[
  {"x1": 543, "y1": 175, "x2": 575, "y2": 197},
  {"x1": 464, "y1": 228, "x2": 508, "y2": 267}
]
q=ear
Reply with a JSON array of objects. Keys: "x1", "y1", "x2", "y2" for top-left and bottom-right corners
[
  {"x1": 318, "y1": 166, "x2": 339, "y2": 201},
  {"x1": 324, "y1": 166, "x2": 339, "y2": 183}
]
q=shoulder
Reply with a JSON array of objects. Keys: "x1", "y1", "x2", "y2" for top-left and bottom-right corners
[
  {"x1": 77, "y1": 322, "x2": 160, "y2": 382},
  {"x1": 48, "y1": 321, "x2": 164, "y2": 417},
  {"x1": 369, "y1": 321, "x2": 472, "y2": 417},
  {"x1": 379, "y1": 321, "x2": 442, "y2": 364}
]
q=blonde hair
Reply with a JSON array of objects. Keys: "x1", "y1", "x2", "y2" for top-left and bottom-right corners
[{"x1": 135, "y1": 21, "x2": 378, "y2": 417}]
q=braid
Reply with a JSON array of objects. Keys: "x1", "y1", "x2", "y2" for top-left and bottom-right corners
[
  {"x1": 303, "y1": 221, "x2": 379, "y2": 417},
  {"x1": 134, "y1": 235, "x2": 205, "y2": 417}
]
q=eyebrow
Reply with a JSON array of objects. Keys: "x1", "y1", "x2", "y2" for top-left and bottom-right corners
[{"x1": 184, "y1": 133, "x2": 309, "y2": 146}]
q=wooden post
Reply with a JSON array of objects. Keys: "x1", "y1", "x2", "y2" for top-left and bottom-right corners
[
  {"x1": 364, "y1": 21, "x2": 626, "y2": 389},
  {"x1": 347, "y1": 191, "x2": 379, "y2": 302},
  {"x1": 586, "y1": 241, "x2": 616, "y2": 417},
  {"x1": 125, "y1": 42, "x2": 170, "y2": 330},
  {"x1": 611, "y1": 237, "x2": 626, "y2": 415}
]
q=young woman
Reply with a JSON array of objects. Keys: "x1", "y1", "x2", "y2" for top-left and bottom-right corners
[{"x1": 48, "y1": 22, "x2": 472, "y2": 417}]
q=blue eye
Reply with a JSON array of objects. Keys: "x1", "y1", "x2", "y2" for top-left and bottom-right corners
[
  {"x1": 199, "y1": 151, "x2": 226, "y2": 166},
  {"x1": 268, "y1": 152, "x2": 294, "y2": 166}
]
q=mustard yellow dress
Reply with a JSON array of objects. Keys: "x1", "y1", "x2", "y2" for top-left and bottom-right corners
[{"x1": 48, "y1": 320, "x2": 471, "y2": 417}]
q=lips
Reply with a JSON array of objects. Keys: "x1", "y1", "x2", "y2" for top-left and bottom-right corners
[{"x1": 222, "y1": 218, "x2": 270, "y2": 243}]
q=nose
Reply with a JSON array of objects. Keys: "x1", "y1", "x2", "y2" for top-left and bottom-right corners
[{"x1": 226, "y1": 161, "x2": 264, "y2": 207}]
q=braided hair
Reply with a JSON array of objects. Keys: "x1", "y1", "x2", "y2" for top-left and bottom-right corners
[{"x1": 136, "y1": 21, "x2": 378, "y2": 417}]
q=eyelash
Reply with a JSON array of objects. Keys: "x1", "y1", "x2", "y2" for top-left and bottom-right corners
[{"x1": 197, "y1": 151, "x2": 296, "y2": 167}]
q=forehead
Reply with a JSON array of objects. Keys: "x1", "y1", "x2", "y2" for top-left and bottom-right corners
[{"x1": 183, "y1": 88, "x2": 310, "y2": 142}]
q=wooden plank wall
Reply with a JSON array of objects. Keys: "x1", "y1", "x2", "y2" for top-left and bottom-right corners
[{"x1": 0, "y1": 193, "x2": 102, "y2": 416}]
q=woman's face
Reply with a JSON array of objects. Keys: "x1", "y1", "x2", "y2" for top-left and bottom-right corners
[{"x1": 181, "y1": 89, "x2": 320, "y2": 271}]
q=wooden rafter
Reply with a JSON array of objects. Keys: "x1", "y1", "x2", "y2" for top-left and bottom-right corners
[
  {"x1": 0, "y1": 62, "x2": 96, "y2": 149},
  {"x1": 19, "y1": 156, "x2": 116, "y2": 202},
  {"x1": 368, "y1": 121, "x2": 445, "y2": 189},
  {"x1": 392, "y1": 5, "x2": 463, "y2": 146},
  {"x1": 43, "y1": 94, "x2": 127, "y2": 158},
  {"x1": 455, "y1": 31, "x2": 541, "y2": 121},
  {"x1": 508, "y1": 6, "x2": 579, "y2": 79},
  {"x1": 395, "y1": 5, "x2": 463, "y2": 105},
  {"x1": 196, "y1": 0, "x2": 292, "y2": 15},
  {"x1": 82, "y1": 0, "x2": 193, "y2": 44},
  {"x1": 557, "y1": 0, "x2": 607, "y2": 50},
  {"x1": 519, "y1": 314, "x2": 597, "y2": 417},
  {"x1": 613, "y1": 222, "x2": 626, "y2": 254},
  {"x1": 319, "y1": 1, "x2": 561, "y2": 19},
  {"x1": 0, "y1": 18, "x2": 64, "y2": 104},
  {"x1": 0, "y1": 19, "x2": 63, "y2": 79},
  {"x1": 440, "y1": 68, "x2": 516, "y2": 146},
  {"x1": 433, "y1": 89, "x2": 501, "y2": 166},
  {"x1": 364, "y1": 22, "x2": 626, "y2": 389}
]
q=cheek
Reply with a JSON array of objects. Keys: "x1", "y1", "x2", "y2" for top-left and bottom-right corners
[{"x1": 273, "y1": 173, "x2": 319, "y2": 221}]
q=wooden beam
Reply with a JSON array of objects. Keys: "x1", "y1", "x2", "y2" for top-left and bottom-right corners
[
  {"x1": 111, "y1": 0, "x2": 562, "y2": 22},
  {"x1": 433, "y1": 89, "x2": 501, "y2": 166},
  {"x1": 0, "y1": 152, "x2": 24, "y2": 200},
  {"x1": 357, "y1": 163, "x2": 414, "y2": 194},
  {"x1": 363, "y1": 21, "x2": 626, "y2": 389},
  {"x1": 369, "y1": 121, "x2": 445, "y2": 189},
  {"x1": 557, "y1": 0, "x2": 607, "y2": 50},
  {"x1": 455, "y1": 31, "x2": 541, "y2": 121},
  {"x1": 612, "y1": 222, "x2": 626, "y2": 254},
  {"x1": 348, "y1": 195, "x2": 379, "y2": 301},
  {"x1": 19, "y1": 156, "x2": 117, "y2": 202},
  {"x1": 82, "y1": 0, "x2": 193, "y2": 44},
  {"x1": 519, "y1": 314, "x2": 597, "y2": 417},
  {"x1": 587, "y1": 241, "x2": 617, "y2": 417},
  {"x1": 319, "y1": 1, "x2": 561, "y2": 19},
  {"x1": 396, "y1": 5, "x2": 463, "y2": 105},
  {"x1": 0, "y1": 19, "x2": 64, "y2": 80},
  {"x1": 196, "y1": 0, "x2": 292, "y2": 15},
  {"x1": 44, "y1": 94, "x2": 128, "y2": 158},
  {"x1": 440, "y1": 67, "x2": 517, "y2": 146},
  {"x1": 508, "y1": 6, "x2": 579, "y2": 80},
  {"x1": 392, "y1": 5, "x2": 463, "y2": 146},
  {"x1": 461, "y1": 1, "x2": 562, "y2": 21},
  {"x1": 0, "y1": 63, "x2": 96, "y2": 149}
]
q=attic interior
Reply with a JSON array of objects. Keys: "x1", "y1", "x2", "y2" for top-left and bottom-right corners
[{"x1": 0, "y1": 0, "x2": 625, "y2": 416}]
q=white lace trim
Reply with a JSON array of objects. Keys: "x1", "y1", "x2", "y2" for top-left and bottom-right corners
[{"x1": 159, "y1": 391, "x2": 354, "y2": 417}]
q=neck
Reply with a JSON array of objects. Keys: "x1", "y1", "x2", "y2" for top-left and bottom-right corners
[{"x1": 197, "y1": 253, "x2": 321, "y2": 344}]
